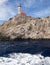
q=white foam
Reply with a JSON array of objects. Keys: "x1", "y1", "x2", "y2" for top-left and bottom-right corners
[{"x1": 0, "y1": 53, "x2": 50, "y2": 65}]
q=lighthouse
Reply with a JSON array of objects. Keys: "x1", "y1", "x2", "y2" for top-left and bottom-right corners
[
  {"x1": 18, "y1": 4, "x2": 21, "y2": 15},
  {"x1": 18, "y1": 4, "x2": 26, "y2": 16}
]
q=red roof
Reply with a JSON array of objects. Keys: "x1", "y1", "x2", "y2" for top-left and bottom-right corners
[{"x1": 21, "y1": 12, "x2": 26, "y2": 16}]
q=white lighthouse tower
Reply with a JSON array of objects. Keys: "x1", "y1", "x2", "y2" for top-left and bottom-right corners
[
  {"x1": 18, "y1": 4, "x2": 21, "y2": 15},
  {"x1": 18, "y1": 4, "x2": 26, "y2": 16}
]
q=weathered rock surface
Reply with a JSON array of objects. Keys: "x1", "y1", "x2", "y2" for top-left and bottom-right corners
[{"x1": 0, "y1": 15, "x2": 50, "y2": 40}]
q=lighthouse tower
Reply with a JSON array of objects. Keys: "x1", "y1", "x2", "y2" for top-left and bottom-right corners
[
  {"x1": 18, "y1": 4, "x2": 21, "y2": 15},
  {"x1": 18, "y1": 4, "x2": 26, "y2": 16}
]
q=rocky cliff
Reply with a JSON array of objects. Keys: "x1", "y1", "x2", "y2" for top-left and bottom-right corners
[{"x1": 0, "y1": 15, "x2": 50, "y2": 40}]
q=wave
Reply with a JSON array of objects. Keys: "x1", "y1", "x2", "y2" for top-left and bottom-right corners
[{"x1": 0, "y1": 53, "x2": 50, "y2": 65}]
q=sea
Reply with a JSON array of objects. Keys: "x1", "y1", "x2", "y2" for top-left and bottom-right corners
[{"x1": 0, "y1": 39, "x2": 50, "y2": 65}]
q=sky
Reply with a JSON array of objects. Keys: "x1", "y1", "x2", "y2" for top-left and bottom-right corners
[{"x1": 0, "y1": 0, "x2": 50, "y2": 24}]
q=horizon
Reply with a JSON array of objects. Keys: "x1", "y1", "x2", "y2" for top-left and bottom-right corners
[{"x1": 0, "y1": 0, "x2": 50, "y2": 24}]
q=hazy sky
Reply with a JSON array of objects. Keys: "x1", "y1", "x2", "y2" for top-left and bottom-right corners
[{"x1": 0, "y1": 0, "x2": 50, "y2": 24}]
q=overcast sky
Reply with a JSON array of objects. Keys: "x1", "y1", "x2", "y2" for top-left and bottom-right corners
[{"x1": 0, "y1": 0, "x2": 50, "y2": 24}]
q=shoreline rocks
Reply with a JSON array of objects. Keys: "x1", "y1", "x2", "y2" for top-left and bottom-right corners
[{"x1": 0, "y1": 15, "x2": 50, "y2": 40}]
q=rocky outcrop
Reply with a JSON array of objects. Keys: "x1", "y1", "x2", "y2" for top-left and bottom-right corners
[
  {"x1": 0, "y1": 15, "x2": 50, "y2": 40},
  {"x1": 0, "y1": 15, "x2": 50, "y2": 55}
]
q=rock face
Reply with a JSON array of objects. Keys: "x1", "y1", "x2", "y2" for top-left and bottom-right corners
[{"x1": 0, "y1": 15, "x2": 50, "y2": 40}]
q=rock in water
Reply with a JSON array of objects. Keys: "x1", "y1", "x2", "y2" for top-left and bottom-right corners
[{"x1": 0, "y1": 15, "x2": 50, "y2": 56}]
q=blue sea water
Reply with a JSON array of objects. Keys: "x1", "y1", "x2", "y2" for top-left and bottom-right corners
[{"x1": 0, "y1": 40, "x2": 50, "y2": 65}]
